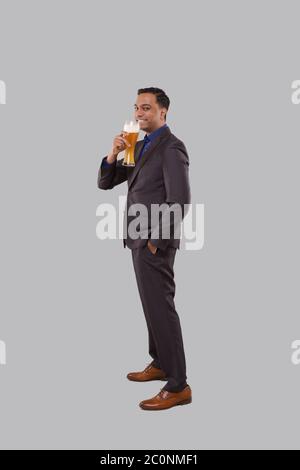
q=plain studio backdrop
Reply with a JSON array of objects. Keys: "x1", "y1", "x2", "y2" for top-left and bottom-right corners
[{"x1": 0, "y1": 0, "x2": 299, "y2": 450}]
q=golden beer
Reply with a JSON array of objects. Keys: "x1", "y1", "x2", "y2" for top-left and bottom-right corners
[{"x1": 122, "y1": 120, "x2": 140, "y2": 167}]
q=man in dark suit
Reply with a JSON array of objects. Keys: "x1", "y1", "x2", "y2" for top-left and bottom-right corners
[{"x1": 97, "y1": 87, "x2": 192, "y2": 410}]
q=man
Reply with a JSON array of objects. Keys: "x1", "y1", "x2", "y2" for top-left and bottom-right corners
[{"x1": 97, "y1": 87, "x2": 191, "y2": 410}]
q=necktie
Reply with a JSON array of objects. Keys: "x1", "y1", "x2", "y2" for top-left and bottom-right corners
[{"x1": 139, "y1": 135, "x2": 151, "y2": 160}]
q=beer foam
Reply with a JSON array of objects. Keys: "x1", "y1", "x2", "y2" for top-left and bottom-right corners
[{"x1": 123, "y1": 120, "x2": 140, "y2": 133}]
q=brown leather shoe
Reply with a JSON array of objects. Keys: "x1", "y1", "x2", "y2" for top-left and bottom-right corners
[
  {"x1": 127, "y1": 364, "x2": 167, "y2": 382},
  {"x1": 139, "y1": 385, "x2": 192, "y2": 410}
]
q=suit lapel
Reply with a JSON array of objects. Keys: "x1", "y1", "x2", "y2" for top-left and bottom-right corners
[{"x1": 128, "y1": 126, "x2": 171, "y2": 190}]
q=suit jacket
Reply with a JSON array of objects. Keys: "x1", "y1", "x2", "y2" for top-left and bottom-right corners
[{"x1": 97, "y1": 126, "x2": 191, "y2": 250}]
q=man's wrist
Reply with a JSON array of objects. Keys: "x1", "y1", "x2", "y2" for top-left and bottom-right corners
[
  {"x1": 148, "y1": 240, "x2": 158, "y2": 254},
  {"x1": 107, "y1": 151, "x2": 118, "y2": 164}
]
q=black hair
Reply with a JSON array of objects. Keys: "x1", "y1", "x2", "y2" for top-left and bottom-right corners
[{"x1": 137, "y1": 87, "x2": 170, "y2": 121}]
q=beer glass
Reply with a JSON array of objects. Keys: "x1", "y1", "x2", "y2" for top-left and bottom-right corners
[{"x1": 122, "y1": 120, "x2": 140, "y2": 167}]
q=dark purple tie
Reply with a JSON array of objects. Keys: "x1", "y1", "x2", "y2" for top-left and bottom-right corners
[{"x1": 138, "y1": 135, "x2": 151, "y2": 160}]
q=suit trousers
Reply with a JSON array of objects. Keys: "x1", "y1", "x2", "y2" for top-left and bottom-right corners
[{"x1": 131, "y1": 244, "x2": 188, "y2": 392}]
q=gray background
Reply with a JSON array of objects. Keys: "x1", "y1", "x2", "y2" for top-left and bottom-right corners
[{"x1": 0, "y1": 0, "x2": 299, "y2": 450}]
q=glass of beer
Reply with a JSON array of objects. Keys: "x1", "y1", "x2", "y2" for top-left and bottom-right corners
[{"x1": 122, "y1": 120, "x2": 140, "y2": 167}]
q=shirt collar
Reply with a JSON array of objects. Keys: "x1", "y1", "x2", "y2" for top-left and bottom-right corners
[{"x1": 145, "y1": 123, "x2": 168, "y2": 142}]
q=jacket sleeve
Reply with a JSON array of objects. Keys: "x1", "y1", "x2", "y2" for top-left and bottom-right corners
[
  {"x1": 149, "y1": 141, "x2": 191, "y2": 250},
  {"x1": 97, "y1": 156, "x2": 128, "y2": 190}
]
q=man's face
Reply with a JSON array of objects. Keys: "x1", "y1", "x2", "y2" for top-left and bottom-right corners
[{"x1": 134, "y1": 93, "x2": 167, "y2": 134}]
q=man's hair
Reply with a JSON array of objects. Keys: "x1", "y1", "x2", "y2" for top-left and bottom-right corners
[{"x1": 137, "y1": 87, "x2": 170, "y2": 121}]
